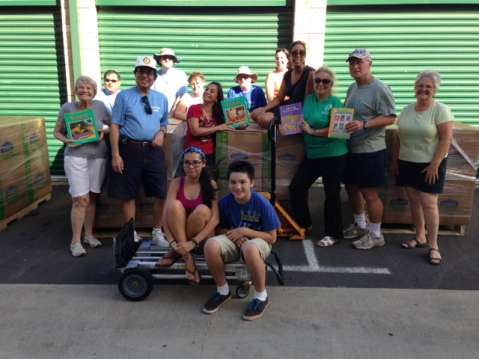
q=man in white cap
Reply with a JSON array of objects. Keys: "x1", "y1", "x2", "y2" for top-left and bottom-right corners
[
  {"x1": 343, "y1": 48, "x2": 396, "y2": 250},
  {"x1": 108, "y1": 56, "x2": 169, "y2": 246},
  {"x1": 152, "y1": 48, "x2": 188, "y2": 115},
  {"x1": 226, "y1": 66, "x2": 267, "y2": 113}
]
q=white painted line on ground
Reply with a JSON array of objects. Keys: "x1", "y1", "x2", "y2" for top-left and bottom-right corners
[{"x1": 283, "y1": 240, "x2": 391, "y2": 275}]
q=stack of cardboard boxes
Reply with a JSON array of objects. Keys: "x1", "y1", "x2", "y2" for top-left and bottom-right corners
[
  {"x1": 0, "y1": 117, "x2": 52, "y2": 225},
  {"x1": 215, "y1": 123, "x2": 305, "y2": 213},
  {"x1": 382, "y1": 123, "x2": 479, "y2": 225}
]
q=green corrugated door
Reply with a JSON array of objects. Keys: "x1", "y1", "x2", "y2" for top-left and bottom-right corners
[
  {"x1": 97, "y1": 6, "x2": 293, "y2": 93},
  {"x1": 323, "y1": 5, "x2": 479, "y2": 127},
  {"x1": 0, "y1": 7, "x2": 67, "y2": 175}
]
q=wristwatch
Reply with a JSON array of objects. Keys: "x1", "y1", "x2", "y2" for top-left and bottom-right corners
[
  {"x1": 363, "y1": 121, "x2": 369, "y2": 130},
  {"x1": 191, "y1": 238, "x2": 199, "y2": 248}
]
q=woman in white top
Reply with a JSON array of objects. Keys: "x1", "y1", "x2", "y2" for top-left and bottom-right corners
[
  {"x1": 391, "y1": 70, "x2": 454, "y2": 265},
  {"x1": 265, "y1": 48, "x2": 290, "y2": 103},
  {"x1": 174, "y1": 72, "x2": 206, "y2": 120}
]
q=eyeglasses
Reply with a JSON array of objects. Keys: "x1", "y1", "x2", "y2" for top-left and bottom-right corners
[
  {"x1": 105, "y1": 79, "x2": 118, "y2": 83},
  {"x1": 183, "y1": 161, "x2": 203, "y2": 168},
  {"x1": 291, "y1": 50, "x2": 306, "y2": 57},
  {"x1": 416, "y1": 85, "x2": 434, "y2": 90},
  {"x1": 314, "y1": 78, "x2": 332, "y2": 85},
  {"x1": 141, "y1": 96, "x2": 152, "y2": 114}
]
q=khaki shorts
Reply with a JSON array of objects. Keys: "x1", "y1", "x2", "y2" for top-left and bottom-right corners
[{"x1": 208, "y1": 234, "x2": 272, "y2": 263}]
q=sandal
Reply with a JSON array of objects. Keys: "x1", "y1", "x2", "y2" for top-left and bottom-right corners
[
  {"x1": 183, "y1": 253, "x2": 201, "y2": 285},
  {"x1": 429, "y1": 248, "x2": 442, "y2": 265},
  {"x1": 402, "y1": 237, "x2": 427, "y2": 249},
  {"x1": 154, "y1": 249, "x2": 180, "y2": 268},
  {"x1": 316, "y1": 236, "x2": 338, "y2": 247}
]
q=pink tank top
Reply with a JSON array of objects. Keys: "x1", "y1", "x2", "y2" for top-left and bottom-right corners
[{"x1": 178, "y1": 177, "x2": 204, "y2": 216}]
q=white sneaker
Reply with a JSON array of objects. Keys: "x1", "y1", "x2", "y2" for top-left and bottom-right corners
[
  {"x1": 352, "y1": 231, "x2": 385, "y2": 250},
  {"x1": 70, "y1": 243, "x2": 86, "y2": 257},
  {"x1": 83, "y1": 235, "x2": 102, "y2": 248},
  {"x1": 134, "y1": 231, "x2": 142, "y2": 243},
  {"x1": 150, "y1": 228, "x2": 169, "y2": 247}
]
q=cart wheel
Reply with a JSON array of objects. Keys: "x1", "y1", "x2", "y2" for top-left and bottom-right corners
[
  {"x1": 236, "y1": 282, "x2": 250, "y2": 298},
  {"x1": 118, "y1": 267, "x2": 154, "y2": 301}
]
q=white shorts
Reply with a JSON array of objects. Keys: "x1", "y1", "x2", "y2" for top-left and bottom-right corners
[{"x1": 64, "y1": 156, "x2": 108, "y2": 197}]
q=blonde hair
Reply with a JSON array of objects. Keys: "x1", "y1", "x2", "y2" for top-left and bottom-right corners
[{"x1": 75, "y1": 76, "x2": 98, "y2": 96}]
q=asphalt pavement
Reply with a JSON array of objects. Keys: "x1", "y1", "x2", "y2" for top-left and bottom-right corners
[{"x1": 1, "y1": 184, "x2": 478, "y2": 358}]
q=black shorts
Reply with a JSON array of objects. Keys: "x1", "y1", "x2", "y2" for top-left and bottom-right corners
[
  {"x1": 107, "y1": 143, "x2": 167, "y2": 200},
  {"x1": 342, "y1": 149, "x2": 386, "y2": 188},
  {"x1": 395, "y1": 158, "x2": 447, "y2": 194}
]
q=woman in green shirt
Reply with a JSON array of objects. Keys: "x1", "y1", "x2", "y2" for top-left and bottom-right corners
[
  {"x1": 288, "y1": 66, "x2": 349, "y2": 247},
  {"x1": 392, "y1": 70, "x2": 454, "y2": 265}
]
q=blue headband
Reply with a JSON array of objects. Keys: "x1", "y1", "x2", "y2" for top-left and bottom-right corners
[{"x1": 182, "y1": 147, "x2": 206, "y2": 161}]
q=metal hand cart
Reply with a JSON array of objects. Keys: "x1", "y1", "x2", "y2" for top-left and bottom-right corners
[{"x1": 114, "y1": 219, "x2": 284, "y2": 301}]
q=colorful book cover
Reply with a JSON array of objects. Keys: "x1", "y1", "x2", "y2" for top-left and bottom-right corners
[
  {"x1": 221, "y1": 97, "x2": 251, "y2": 128},
  {"x1": 328, "y1": 108, "x2": 354, "y2": 139},
  {"x1": 64, "y1": 109, "x2": 100, "y2": 145},
  {"x1": 279, "y1": 102, "x2": 303, "y2": 135}
]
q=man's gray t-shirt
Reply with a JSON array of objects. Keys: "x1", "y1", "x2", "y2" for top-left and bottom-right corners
[
  {"x1": 58, "y1": 100, "x2": 111, "y2": 158},
  {"x1": 344, "y1": 78, "x2": 396, "y2": 154}
]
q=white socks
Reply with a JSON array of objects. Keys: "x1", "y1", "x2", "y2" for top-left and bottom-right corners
[
  {"x1": 254, "y1": 290, "x2": 268, "y2": 301},
  {"x1": 217, "y1": 283, "x2": 229, "y2": 296},
  {"x1": 369, "y1": 223, "x2": 382, "y2": 237},
  {"x1": 354, "y1": 214, "x2": 368, "y2": 229}
]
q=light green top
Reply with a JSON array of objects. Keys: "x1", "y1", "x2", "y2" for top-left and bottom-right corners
[
  {"x1": 303, "y1": 94, "x2": 349, "y2": 159},
  {"x1": 397, "y1": 101, "x2": 454, "y2": 163},
  {"x1": 345, "y1": 78, "x2": 396, "y2": 154}
]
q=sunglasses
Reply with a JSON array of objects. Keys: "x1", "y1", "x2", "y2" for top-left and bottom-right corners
[
  {"x1": 314, "y1": 78, "x2": 332, "y2": 85},
  {"x1": 161, "y1": 56, "x2": 175, "y2": 61},
  {"x1": 291, "y1": 50, "x2": 306, "y2": 57},
  {"x1": 141, "y1": 96, "x2": 152, "y2": 115},
  {"x1": 105, "y1": 79, "x2": 118, "y2": 83}
]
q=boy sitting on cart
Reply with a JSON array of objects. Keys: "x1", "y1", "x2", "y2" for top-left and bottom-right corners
[{"x1": 202, "y1": 160, "x2": 281, "y2": 321}]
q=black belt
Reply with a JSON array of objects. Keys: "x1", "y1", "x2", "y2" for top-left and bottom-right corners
[{"x1": 129, "y1": 139, "x2": 152, "y2": 147}]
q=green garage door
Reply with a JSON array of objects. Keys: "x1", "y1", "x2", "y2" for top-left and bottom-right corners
[
  {"x1": 0, "y1": 7, "x2": 67, "y2": 175},
  {"x1": 323, "y1": 5, "x2": 479, "y2": 127},
  {"x1": 97, "y1": 6, "x2": 293, "y2": 93}
]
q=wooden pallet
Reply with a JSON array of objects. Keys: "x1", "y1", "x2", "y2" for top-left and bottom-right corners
[
  {"x1": 0, "y1": 193, "x2": 52, "y2": 232},
  {"x1": 381, "y1": 223, "x2": 466, "y2": 236},
  {"x1": 92, "y1": 227, "x2": 151, "y2": 239}
]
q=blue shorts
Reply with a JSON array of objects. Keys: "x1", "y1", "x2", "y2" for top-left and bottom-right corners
[
  {"x1": 342, "y1": 149, "x2": 386, "y2": 188},
  {"x1": 395, "y1": 158, "x2": 447, "y2": 194},
  {"x1": 107, "y1": 143, "x2": 167, "y2": 200}
]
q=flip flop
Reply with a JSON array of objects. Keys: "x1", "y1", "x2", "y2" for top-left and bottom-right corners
[
  {"x1": 429, "y1": 248, "x2": 442, "y2": 265},
  {"x1": 316, "y1": 236, "x2": 338, "y2": 247},
  {"x1": 402, "y1": 238, "x2": 427, "y2": 249},
  {"x1": 183, "y1": 253, "x2": 201, "y2": 285},
  {"x1": 154, "y1": 249, "x2": 180, "y2": 268}
]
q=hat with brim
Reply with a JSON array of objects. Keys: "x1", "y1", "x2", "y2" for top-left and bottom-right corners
[
  {"x1": 153, "y1": 48, "x2": 180, "y2": 64},
  {"x1": 234, "y1": 66, "x2": 258, "y2": 83},
  {"x1": 346, "y1": 48, "x2": 372, "y2": 62},
  {"x1": 135, "y1": 56, "x2": 158, "y2": 71}
]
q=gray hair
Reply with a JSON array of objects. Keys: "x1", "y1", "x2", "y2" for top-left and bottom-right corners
[
  {"x1": 75, "y1": 76, "x2": 98, "y2": 96},
  {"x1": 415, "y1": 70, "x2": 441, "y2": 91},
  {"x1": 314, "y1": 65, "x2": 336, "y2": 84}
]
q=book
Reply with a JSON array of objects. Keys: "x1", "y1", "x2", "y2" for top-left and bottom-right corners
[
  {"x1": 328, "y1": 108, "x2": 354, "y2": 139},
  {"x1": 64, "y1": 109, "x2": 100, "y2": 145},
  {"x1": 279, "y1": 102, "x2": 303, "y2": 135},
  {"x1": 221, "y1": 97, "x2": 251, "y2": 128}
]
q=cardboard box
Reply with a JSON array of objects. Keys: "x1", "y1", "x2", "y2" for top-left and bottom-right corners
[
  {"x1": 0, "y1": 162, "x2": 30, "y2": 220},
  {"x1": 163, "y1": 122, "x2": 185, "y2": 181},
  {"x1": 27, "y1": 151, "x2": 53, "y2": 201},
  {"x1": 380, "y1": 178, "x2": 475, "y2": 225},
  {"x1": 93, "y1": 193, "x2": 125, "y2": 228}
]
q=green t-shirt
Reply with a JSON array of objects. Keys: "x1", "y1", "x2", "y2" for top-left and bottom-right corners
[
  {"x1": 345, "y1": 78, "x2": 396, "y2": 154},
  {"x1": 397, "y1": 101, "x2": 454, "y2": 163},
  {"x1": 303, "y1": 94, "x2": 349, "y2": 159}
]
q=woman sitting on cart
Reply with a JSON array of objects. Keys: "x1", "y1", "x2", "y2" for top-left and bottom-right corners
[{"x1": 155, "y1": 147, "x2": 219, "y2": 285}]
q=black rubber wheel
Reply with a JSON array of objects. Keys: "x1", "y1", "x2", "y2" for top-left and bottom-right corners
[
  {"x1": 236, "y1": 284, "x2": 250, "y2": 298},
  {"x1": 118, "y1": 267, "x2": 154, "y2": 301}
]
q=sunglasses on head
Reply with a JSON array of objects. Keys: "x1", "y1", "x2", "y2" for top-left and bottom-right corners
[
  {"x1": 105, "y1": 79, "x2": 118, "y2": 83},
  {"x1": 314, "y1": 78, "x2": 331, "y2": 85},
  {"x1": 141, "y1": 96, "x2": 152, "y2": 115},
  {"x1": 291, "y1": 50, "x2": 306, "y2": 57}
]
